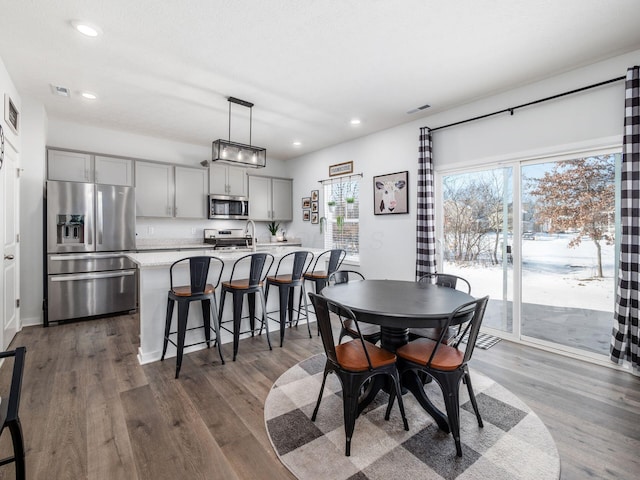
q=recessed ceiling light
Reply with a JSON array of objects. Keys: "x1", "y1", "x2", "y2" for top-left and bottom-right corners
[
  {"x1": 71, "y1": 21, "x2": 101, "y2": 37},
  {"x1": 350, "y1": 118, "x2": 361, "y2": 125},
  {"x1": 81, "y1": 92, "x2": 97, "y2": 100},
  {"x1": 292, "y1": 141, "x2": 302, "y2": 147}
]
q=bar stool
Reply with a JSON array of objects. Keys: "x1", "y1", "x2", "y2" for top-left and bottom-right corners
[
  {"x1": 298, "y1": 249, "x2": 346, "y2": 332},
  {"x1": 162, "y1": 256, "x2": 225, "y2": 378},
  {"x1": 265, "y1": 250, "x2": 314, "y2": 347},
  {"x1": 218, "y1": 252, "x2": 275, "y2": 361}
]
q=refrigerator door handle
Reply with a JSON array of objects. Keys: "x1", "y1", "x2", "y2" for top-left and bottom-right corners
[
  {"x1": 50, "y1": 270, "x2": 136, "y2": 282},
  {"x1": 97, "y1": 190, "x2": 103, "y2": 245}
]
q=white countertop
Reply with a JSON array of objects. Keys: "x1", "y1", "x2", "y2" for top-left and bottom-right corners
[{"x1": 127, "y1": 245, "x2": 319, "y2": 267}]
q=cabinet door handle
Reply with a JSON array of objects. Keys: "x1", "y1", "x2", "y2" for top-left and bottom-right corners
[{"x1": 4, "y1": 255, "x2": 14, "y2": 260}]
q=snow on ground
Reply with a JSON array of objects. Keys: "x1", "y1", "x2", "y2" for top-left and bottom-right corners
[{"x1": 444, "y1": 233, "x2": 616, "y2": 312}]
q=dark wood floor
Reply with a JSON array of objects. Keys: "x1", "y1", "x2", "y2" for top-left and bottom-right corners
[{"x1": 0, "y1": 314, "x2": 638, "y2": 479}]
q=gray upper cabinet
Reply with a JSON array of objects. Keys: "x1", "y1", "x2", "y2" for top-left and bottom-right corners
[
  {"x1": 135, "y1": 161, "x2": 174, "y2": 217},
  {"x1": 248, "y1": 175, "x2": 293, "y2": 221},
  {"x1": 175, "y1": 166, "x2": 208, "y2": 219},
  {"x1": 209, "y1": 163, "x2": 247, "y2": 196},
  {"x1": 47, "y1": 150, "x2": 93, "y2": 182},
  {"x1": 271, "y1": 177, "x2": 293, "y2": 221},
  {"x1": 48, "y1": 149, "x2": 134, "y2": 186},
  {"x1": 95, "y1": 155, "x2": 134, "y2": 186}
]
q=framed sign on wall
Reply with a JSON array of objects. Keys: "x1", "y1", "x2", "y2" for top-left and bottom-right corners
[{"x1": 329, "y1": 161, "x2": 353, "y2": 177}]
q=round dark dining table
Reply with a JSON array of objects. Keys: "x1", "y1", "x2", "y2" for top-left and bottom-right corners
[
  {"x1": 321, "y1": 279, "x2": 475, "y2": 351},
  {"x1": 321, "y1": 278, "x2": 476, "y2": 432}
]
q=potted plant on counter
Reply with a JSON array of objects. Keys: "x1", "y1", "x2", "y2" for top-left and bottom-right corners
[{"x1": 267, "y1": 221, "x2": 280, "y2": 242}]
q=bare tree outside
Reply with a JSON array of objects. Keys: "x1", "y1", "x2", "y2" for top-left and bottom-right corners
[
  {"x1": 527, "y1": 155, "x2": 615, "y2": 278},
  {"x1": 442, "y1": 169, "x2": 512, "y2": 265}
]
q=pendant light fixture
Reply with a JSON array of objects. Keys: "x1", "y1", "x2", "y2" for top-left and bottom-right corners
[{"x1": 209, "y1": 96, "x2": 266, "y2": 168}]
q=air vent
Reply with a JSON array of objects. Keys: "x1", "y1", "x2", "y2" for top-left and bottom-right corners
[
  {"x1": 407, "y1": 103, "x2": 430, "y2": 114},
  {"x1": 50, "y1": 85, "x2": 71, "y2": 97}
]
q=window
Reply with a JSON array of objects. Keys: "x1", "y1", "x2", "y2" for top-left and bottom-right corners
[{"x1": 323, "y1": 178, "x2": 360, "y2": 261}]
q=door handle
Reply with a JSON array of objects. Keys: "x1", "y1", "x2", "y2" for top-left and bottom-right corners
[{"x1": 4, "y1": 255, "x2": 15, "y2": 260}]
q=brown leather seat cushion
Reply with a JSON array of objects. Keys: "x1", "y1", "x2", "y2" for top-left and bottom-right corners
[
  {"x1": 222, "y1": 279, "x2": 263, "y2": 290},
  {"x1": 335, "y1": 340, "x2": 396, "y2": 372},
  {"x1": 304, "y1": 271, "x2": 328, "y2": 280},
  {"x1": 267, "y1": 274, "x2": 294, "y2": 284},
  {"x1": 396, "y1": 338, "x2": 464, "y2": 371},
  {"x1": 171, "y1": 284, "x2": 215, "y2": 296}
]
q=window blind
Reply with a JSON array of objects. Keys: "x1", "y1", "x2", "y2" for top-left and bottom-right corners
[{"x1": 322, "y1": 177, "x2": 360, "y2": 261}]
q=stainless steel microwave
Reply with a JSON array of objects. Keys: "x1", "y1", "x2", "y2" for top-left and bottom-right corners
[{"x1": 208, "y1": 194, "x2": 249, "y2": 219}]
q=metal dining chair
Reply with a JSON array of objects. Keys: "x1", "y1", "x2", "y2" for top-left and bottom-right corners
[
  {"x1": 329, "y1": 270, "x2": 381, "y2": 345},
  {"x1": 308, "y1": 292, "x2": 408, "y2": 457},
  {"x1": 410, "y1": 273, "x2": 472, "y2": 344},
  {"x1": 390, "y1": 296, "x2": 490, "y2": 457},
  {"x1": 0, "y1": 346, "x2": 26, "y2": 480}
]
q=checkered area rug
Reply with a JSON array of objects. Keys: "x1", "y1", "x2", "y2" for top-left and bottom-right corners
[
  {"x1": 461, "y1": 332, "x2": 502, "y2": 350},
  {"x1": 265, "y1": 354, "x2": 560, "y2": 480}
]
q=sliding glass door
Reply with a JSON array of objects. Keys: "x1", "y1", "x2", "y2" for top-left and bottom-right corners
[
  {"x1": 440, "y1": 167, "x2": 513, "y2": 334},
  {"x1": 520, "y1": 154, "x2": 619, "y2": 355},
  {"x1": 439, "y1": 151, "x2": 620, "y2": 358}
]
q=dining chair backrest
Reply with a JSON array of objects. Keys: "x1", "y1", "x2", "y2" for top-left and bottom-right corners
[
  {"x1": 308, "y1": 292, "x2": 374, "y2": 370},
  {"x1": 169, "y1": 256, "x2": 224, "y2": 294},
  {"x1": 273, "y1": 251, "x2": 314, "y2": 281},
  {"x1": 426, "y1": 296, "x2": 490, "y2": 367},
  {"x1": 229, "y1": 252, "x2": 274, "y2": 286},
  {"x1": 328, "y1": 269, "x2": 365, "y2": 285},
  {"x1": 418, "y1": 272, "x2": 471, "y2": 294}
]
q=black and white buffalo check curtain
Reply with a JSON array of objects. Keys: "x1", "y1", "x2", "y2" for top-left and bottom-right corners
[
  {"x1": 611, "y1": 66, "x2": 640, "y2": 373},
  {"x1": 415, "y1": 127, "x2": 437, "y2": 279}
]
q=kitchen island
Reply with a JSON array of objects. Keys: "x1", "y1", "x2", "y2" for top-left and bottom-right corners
[{"x1": 127, "y1": 246, "x2": 324, "y2": 365}]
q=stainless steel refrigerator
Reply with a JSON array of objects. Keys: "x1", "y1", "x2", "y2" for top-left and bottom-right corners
[{"x1": 44, "y1": 181, "x2": 137, "y2": 325}]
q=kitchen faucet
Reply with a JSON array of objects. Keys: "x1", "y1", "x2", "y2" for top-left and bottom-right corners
[{"x1": 245, "y1": 219, "x2": 257, "y2": 252}]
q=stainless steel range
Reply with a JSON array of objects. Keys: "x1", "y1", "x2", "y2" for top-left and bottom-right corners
[{"x1": 204, "y1": 228, "x2": 253, "y2": 251}]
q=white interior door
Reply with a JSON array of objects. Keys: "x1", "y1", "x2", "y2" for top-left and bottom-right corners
[{"x1": 2, "y1": 142, "x2": 20, "y2": 349}]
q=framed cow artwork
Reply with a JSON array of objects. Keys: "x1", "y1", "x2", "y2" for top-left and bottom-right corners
[{"x1": 373, "y1": 171, "x2": 408, "y2": 215}]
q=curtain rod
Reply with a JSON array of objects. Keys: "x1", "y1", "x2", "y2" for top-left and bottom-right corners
[
  {"x1": 318, "y1": 172, "x2": 363, "y2": 184},
  {"x1": 423, "y1": 75, "x2": 626, "y2": 133}
]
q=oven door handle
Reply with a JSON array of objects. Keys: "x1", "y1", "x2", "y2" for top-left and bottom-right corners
[{"x1": 50, "y1": 270, "x2": 136, "y2": 282}]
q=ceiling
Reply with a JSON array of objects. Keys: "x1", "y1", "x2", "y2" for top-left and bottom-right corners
[{"x1": 1, "y1": 0, "x2": 640, "y2": 161}]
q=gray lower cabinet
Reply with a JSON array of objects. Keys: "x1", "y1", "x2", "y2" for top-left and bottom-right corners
[{"x1": 248, "y1": 175, "x2": 292, "y2": 221}]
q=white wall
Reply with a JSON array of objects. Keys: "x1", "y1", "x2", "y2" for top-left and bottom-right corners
[{"x1": 286, "y1": 50, "x2": 639, "y2": 281}]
